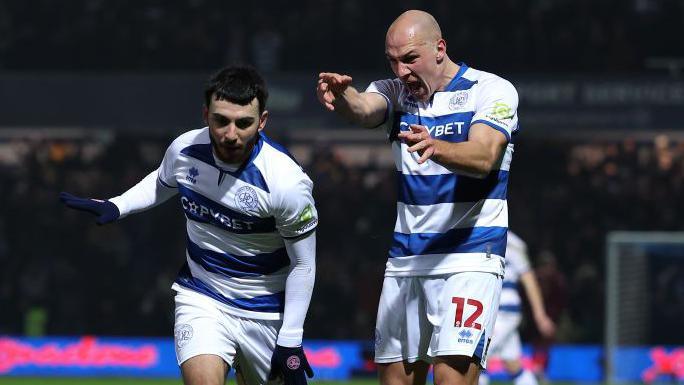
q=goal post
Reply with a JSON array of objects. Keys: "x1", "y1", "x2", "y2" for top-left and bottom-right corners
[{"x1": 604, "y1": 231, "x2": 684, "y2": 384}]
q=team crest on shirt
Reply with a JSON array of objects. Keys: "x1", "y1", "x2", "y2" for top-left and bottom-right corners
[
  {"x1": 449, "y1": 91, "x2": 469, "y2": 110},
  {"x1": 174, "y1": 324, "x2": 194, "y2": 348},
  {"x1": 235, "y1": 186, "x2": 258, "y2": 211},
  {"x1": 186, "y1": 167, "x2": 199, "y2": 184}
]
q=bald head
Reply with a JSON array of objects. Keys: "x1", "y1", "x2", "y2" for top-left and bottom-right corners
[{"x1": 387, "y1": 10, "x2": 442, "y2": 46}]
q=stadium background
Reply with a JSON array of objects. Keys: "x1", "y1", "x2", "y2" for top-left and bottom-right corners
[{"x1": 1, "y1": 0, "x2": 683, "y2": 383}]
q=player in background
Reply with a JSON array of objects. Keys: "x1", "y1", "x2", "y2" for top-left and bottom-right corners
[
  {"x1": 317, "y1": 9, "x2": 518, "y2": 385},
  {"x1": 60, "y1": 66, "x2": 317, "y2": 385},
  {"x1": 479, "y1": 232, "x2": 556, "y2": 385}
]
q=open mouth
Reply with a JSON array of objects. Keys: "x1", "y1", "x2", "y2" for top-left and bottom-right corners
[{"x1": 406, "y1": 80, "x2": 423, "y2": 95}]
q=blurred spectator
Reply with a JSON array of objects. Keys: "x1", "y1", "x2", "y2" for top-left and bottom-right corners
[{"x1": 3, "y1": 131, "x2": 684, "y2": 343}]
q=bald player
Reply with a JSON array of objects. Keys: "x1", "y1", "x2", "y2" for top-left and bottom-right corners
[{"x1": 316, "y1": 10, "x2": 520, "y2": 385}]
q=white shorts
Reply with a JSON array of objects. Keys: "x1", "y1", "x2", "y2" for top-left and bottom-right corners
[
  {"x1": 173, "y1": 290, "x2": 281, "y2": 385},
  {"x1": 374, "y1": 272, "x2": 502, "y2": 368},
  {"x1": 488, "y1": 311, "x2": 522, "y2": 361}
]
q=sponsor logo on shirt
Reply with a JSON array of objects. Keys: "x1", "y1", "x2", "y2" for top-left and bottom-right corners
[
  {"x1": 181, "y1": 196, "x2": 257, "y2": 231},
  {"x1": 485, "y1": 101, "x2": 514, "y2": 127},
  {"x1": 399, "y1": 121, "x2": 465, "y2": 138},
  {"x1": 296, "y1": 204, "x2": 317, "y2": 233}
]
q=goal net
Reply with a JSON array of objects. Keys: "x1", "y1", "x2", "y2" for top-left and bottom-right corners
[{"x1": 605, "y1": 231, "x2": 684, "y2": 383}]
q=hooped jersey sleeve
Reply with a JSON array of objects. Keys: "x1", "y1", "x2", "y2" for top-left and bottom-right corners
[
  {"x1": 157, "y1": 135, "x2": 189, "y2": 188},
  {"x1": 471, "y1": 77, "x2": 519, "y2": 141},
  {"x1": 272, "y1": 174, "x2": 318, "y2": 239}
]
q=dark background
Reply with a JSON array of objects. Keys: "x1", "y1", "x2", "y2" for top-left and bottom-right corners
[{"x1": 1, "y1": 0, "x2": 684, "y2": 346}]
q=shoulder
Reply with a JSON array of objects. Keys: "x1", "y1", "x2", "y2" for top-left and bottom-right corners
[
  {"x1": 467, "y1": 67, "x2": 517, "y2": 96},
  {"x1": 256, "y1": 135, "x2": 312, "y2": 194},
  {"x1": 367, "y1": 78, "x2": 405, "y2": 96},
  {"x1": 167, "y1": 127, "x2": 210, "y2": 154}
]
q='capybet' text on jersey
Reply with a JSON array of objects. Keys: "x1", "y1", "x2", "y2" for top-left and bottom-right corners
[
  {"x1": 366, "y1": 63, "x2": 518, "y2": 276},
  {"x1": 158, "y1": 128, "x2": 318, "y2": 320},
  {"x1": 499, "y1": 232, "x2": 530, "y2": 314}
]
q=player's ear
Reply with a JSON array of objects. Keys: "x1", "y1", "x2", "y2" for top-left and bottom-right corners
[
  {"x1": 202, "y1": 106, "x2": 209, "y2": 124},
  {"x1": 436, "y1": 39, "x2": 446, "y2": 63},
  {"x1": 258, "y1": 110, "x2": 268, "y2": 132}
]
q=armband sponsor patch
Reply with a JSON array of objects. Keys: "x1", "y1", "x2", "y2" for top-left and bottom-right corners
[{"x1": 295, "y1": 204, "x2": 317, "y2": 232}]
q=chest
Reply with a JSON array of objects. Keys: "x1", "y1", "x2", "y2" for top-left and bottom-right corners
[{"x1": 392, "y1": 89, "x2": 478, "y2": 143}]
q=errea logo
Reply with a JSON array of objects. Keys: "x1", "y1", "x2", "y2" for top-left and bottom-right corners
[
  {"x1": 186, "y1": 167, "x2": 199, "y2": 184},
  {"x1": 458, "y1": 329, "x2": 474, "y2": 344}
]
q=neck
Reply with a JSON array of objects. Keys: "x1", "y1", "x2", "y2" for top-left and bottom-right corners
[{"x1": 436, "y1": 59, "x2": 460, "y2": 92}]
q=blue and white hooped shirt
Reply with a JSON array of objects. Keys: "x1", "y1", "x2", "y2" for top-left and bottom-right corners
[
  {"x1": 158, "y1": 128, "x2": 317, "y2": 320},
  {"x1": 366, "y1": 63, "x2": 519, "y2": 276}
]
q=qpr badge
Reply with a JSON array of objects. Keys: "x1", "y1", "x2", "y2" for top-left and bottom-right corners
[
  {"x1": 235, "y1": 186, "x2": 258, "y2": 211},
  {"x1": 286, "y1": 355, "x2": 301, "y2": 370},
  {"x1": 449, "y1": 91, "x2": 469, "y2": 110}
]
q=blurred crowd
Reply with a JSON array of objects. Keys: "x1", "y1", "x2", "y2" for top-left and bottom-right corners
[
  {"x1": 1, "y1": 131, "x2": 684, "y2": 345},
  {"x1": 1, "y1": 0, "x2": 683, "y2": 73}
]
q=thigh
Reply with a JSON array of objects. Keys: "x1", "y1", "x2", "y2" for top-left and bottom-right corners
[
  {"x1": 181, "y1": 354, "x2": 229, "y2": 385},
  {"x1": 375, "y1": 276, "x2": 431, "y2": 364},
  {"x1": 233, "y1": 316, "x2": 281, "y2": 385},
  {"x1": 433, "y1": 355, "x2": 481, "y2": 385},
  {"x1": 378, "y1": 360, "x2": 430, "y2": 385},
  {"x1": 428, "y1": 272, "x2": 502, "y2": 369},
  {"x1": 174, "y1": 290, "x2": 237, "y2": 368}
]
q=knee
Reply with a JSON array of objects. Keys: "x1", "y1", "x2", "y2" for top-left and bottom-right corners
[{"x1": 180, "y1": 354, "x2": 228, "y2": 385}]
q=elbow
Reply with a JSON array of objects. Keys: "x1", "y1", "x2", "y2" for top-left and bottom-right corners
[{"x1": 471, "y1": 159, "x2": 497, "y2": 179}]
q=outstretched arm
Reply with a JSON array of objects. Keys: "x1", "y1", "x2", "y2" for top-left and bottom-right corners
[
  {"x1": 108, "y1": 170, "x2": 177, "y2": 217},
  {"x1": 519, "y1": 270, "x2": 556, "y2": 338},
  {"x1": 317, "y1": 72, "x2": 388, "y2": 128},
  {"x1": 60, "y1": 170, "x2": 177, "y2": 224}
]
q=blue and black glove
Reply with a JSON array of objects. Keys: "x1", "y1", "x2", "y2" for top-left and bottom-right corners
[
  {"x1": 59, "y1": 192, "x2": 120, "y2": 225},
  {"x1": 268, "y1": 345, "x2": 314, "y2": 385}
]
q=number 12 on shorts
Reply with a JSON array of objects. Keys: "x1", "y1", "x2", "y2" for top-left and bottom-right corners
[{"x1": 452, "y1": 297, "x2": 483, "y2": 330}]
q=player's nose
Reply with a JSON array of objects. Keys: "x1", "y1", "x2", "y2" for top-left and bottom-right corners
[
  {"x1": 222, "y1": 124, "x2": 239, "y2": 143},
  {"x1": 396, "y1": 63, "x2": 411, "y2": 78}
]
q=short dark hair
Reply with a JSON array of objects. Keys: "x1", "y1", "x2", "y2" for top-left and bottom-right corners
[{"x1": 204, "y1": 66, "x2": 268, "y2": 113}]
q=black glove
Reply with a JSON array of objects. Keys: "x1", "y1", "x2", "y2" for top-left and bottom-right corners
[
  {"x1": 268, "y1": 345, "x2": 314, "y2": 385},
  {"x1": 59, "y1": 192, "x2": 120, "y2": 225}
]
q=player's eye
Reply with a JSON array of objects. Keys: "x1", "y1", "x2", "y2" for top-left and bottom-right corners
[
  {"x1": 236, "y1": 118, "x2": 254, "y2": 129},
  {"x1": 402, "y1": 56, "x2": 417, "y2": 64},
  {"x1": 213, "y1": 114, "x2": 229, "y2": 126}
]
